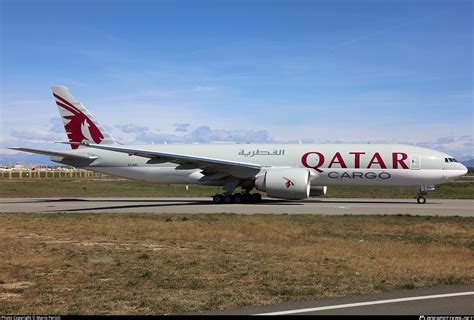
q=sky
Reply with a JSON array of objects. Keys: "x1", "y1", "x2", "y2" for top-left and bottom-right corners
[{"x1": 1, "y1": 0, "x2": 473, "y2": 160}]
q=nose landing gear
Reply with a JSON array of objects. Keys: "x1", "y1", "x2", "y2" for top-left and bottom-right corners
[
  {"x1": 416, "y1": 185, "x2": 435, "y2": 204},
  {"x1": 416, "y1": 193, "x2": 427, "y2": 204}
]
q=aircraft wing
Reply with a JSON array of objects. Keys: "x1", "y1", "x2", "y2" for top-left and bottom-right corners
[
  {"x1": 75, "y1": 143, "x2": 263, "y2": 178},
  {"x1": 8, "y1": 147, "x2": 98, "y2": 160}
]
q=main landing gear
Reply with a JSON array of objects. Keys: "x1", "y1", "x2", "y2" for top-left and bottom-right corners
[
  {"x1": 416, "y1": 185, "x2": 435, "y2": 204},
  {"x1": 212, "y1": 192, "x2": 262, "y2": 204},
  {"x1": 212, "y1": 179, "x2": 262, "y2": 204}
]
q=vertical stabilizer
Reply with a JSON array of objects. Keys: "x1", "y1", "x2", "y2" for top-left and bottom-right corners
[{"x1": 51, "y1": 86, "x2": 117, "y2": 149}]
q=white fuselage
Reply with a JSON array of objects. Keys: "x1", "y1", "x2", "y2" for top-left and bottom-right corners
[{"x1": 62, "y1": 143, "x2": 467, "y2": 187}]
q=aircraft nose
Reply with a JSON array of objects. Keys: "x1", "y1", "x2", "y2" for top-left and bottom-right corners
[{"x1": 460, "y1": 164, "x2": 468, "y2": 176}]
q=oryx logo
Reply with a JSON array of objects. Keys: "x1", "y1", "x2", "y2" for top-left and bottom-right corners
[
  {"x1": 54, "y1": 93, "x2": 104, "y2": 149},
  {"x1": 283, "y1": 177, "x2": 294, "y2": 188}
]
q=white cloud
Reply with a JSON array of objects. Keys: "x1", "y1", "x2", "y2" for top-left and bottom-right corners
[
  {"x1": 174, "y1": 123, "x2": 190, "y2": 132},
  {"x1": 190, "y1": 126, "x2": 273, "y2": 143},
  {"x1": 2, "y1": 93, "x2": 472, "y2": 160},
  {"x1": 414, "y1": 135, "x2": 473, "y2": 159},
  {"x1": 115, "y1": 124, "x2": 149, "y2": 133},
  {"x1": 2, "y1": 123, "x2": 473, "y2": 162},
  {"x1": 48, "y1": 117, "x2": 65, "y2": 133},
  {"x1": 9, "y1": 128, "x2": 63, "y2": 141},
  {"x1": 192, "y1": 86, "x2": 216, "y2": 92},
  {"x1": 133, "y1": 125, "x2": 274, "y2": 144}
]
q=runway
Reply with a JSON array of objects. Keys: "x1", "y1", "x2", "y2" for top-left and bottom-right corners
[
  {"x1": 202, "y1": 284, "x2": 474, "y2": 315},
  {"x1": 0, "y1": 197, "x2": 472, "y2": 216}
]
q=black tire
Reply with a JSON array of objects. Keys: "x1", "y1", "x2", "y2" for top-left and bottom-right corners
[
  {"x1": 241, "y1": 193, "x2": 251, "y2": 203},
  {"x1": 213, "y1": 194, "x2": 224, "y2": 204},
  {"x1": 417, "y1": 196, "x2": 426, "y2": 204},
  {"x1": 224, "y1": 194, "x2": 233, "y2": 204},
  {"x1": 233, "y1": 193, "x2": 243, "y2": 203},
  {"x1": 251, "y1": 193, "x2": 262, "y2": 202}
]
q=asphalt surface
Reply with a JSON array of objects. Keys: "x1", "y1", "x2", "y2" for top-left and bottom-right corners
[
  {"x1": 0, "y1": 197, "x2": 473, "y2": 216},
  {"x1": 201, "y1": 284, "x2": 474, "y2": 315}
]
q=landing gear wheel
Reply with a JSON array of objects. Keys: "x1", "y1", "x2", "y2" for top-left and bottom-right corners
[
  {"x1": 241, "y1": 193, "x2": 251, "y2": 203},
  {"x1": 251, "y1": 193, "x2": 262, "y2": 203},
  {"x1": 417, "y1": 196, "x2": 426, "y2": 204},
  {"x1": 213, "y1": 194, "x2": 224, "y2": 204},
  {"x1": 233, "y1": 193, "x2": 243, "y2": 203},
  {"x1": 224, "y1": 194, "x2": 233, "y2": 204}
]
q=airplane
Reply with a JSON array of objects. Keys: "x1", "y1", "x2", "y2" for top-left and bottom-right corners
[{"x1": 10, "y1": 86, "x2": 468, "y2": 204}]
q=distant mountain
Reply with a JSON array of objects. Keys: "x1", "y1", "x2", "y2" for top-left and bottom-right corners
[
  {"x1": 0, "y1": 153, "x2": 57, "y2": 166},
  {"x1": 461, "y1": 159, "x2": 474, "y2": 168}
]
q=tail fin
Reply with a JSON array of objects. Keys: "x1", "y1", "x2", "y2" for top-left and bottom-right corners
[{"x1": 51, "y1": 86, "x2": 117, "y2": 149}]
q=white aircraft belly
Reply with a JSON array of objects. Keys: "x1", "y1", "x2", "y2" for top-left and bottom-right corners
[
  {"x1": 90, "y1": 166, "x2": 203, "y2": 184},
  {"x1": 89, "y1": 166, "x2": 453, "y2": 187}
]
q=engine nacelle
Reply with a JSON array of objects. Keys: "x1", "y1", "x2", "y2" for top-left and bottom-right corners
[
  {"x1": 255, "y1": 168, "x2": 311, "y2": 200},
  {"x1": 310, "y1": 186, "x2": 327, "y2": 197}
]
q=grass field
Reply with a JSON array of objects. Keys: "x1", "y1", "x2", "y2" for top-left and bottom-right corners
[
  {"x1": 0, "y1": 213, "x2": 472, "y2": 314},
  {"x1": 0, "y1": 178, "x2": 473, "y2": 199}
]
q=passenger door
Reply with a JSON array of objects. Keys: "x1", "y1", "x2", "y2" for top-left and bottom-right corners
[{"x1": 410, "y1": 154, "x2": 421, "y2": 170}]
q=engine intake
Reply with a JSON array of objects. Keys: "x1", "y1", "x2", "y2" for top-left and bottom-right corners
[{"x1": 255, "y1": 168, "x2": 311, "y2": 200}]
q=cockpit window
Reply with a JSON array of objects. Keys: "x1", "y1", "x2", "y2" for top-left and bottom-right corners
[{"x1": 445, "y1": 158, "x2": 458, "y2": 163}]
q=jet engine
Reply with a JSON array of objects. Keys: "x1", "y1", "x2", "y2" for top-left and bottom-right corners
[
  {"x1": 255, "y1": 168, "x2": 311, "y2": 200},
  {"x1": 309, "y1": 185, "x2": 327, "y2": 197}
]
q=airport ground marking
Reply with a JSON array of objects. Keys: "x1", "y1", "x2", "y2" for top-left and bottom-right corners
[{"x1": 256, "y1": 291, "x2": 474, "y2": 315}]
